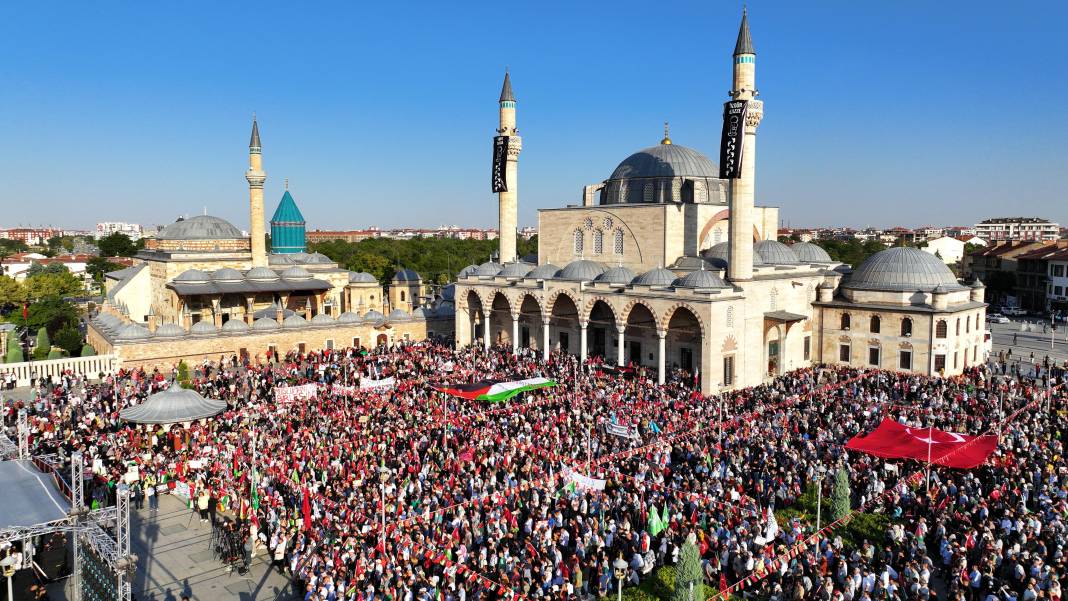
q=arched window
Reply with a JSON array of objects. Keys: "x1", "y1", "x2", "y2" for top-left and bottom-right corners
[
  {"x1": 841, "y1": 313, "x2": 851, "y2": 330},
  {"x1": 573, "y1": 229, "x2": 584, "y2": 255},
  {"x1": 613, "y1": 229, "x2": 624, "y2": 255},
  {"x1": 966, "y1": 315, "x2": 970, "y2": 333},
  {"x1": 400, "y1": 290, "x2": 406, "y2": 302},
  {"x1": 955, "y1": 318, "x2": 961, "y2": 336},
  {"x1": 870, "y1": 315, "x2": 881, "y2": 333},
  {"x1": 936, "y1": 320, "x2": 948, "y2": 338},
  {"x1": 593, "y1": 229, "x2": 604, "y2": 255},
  {"x1": 900, "y1": 317, "x2": 913, "y2": 337}
]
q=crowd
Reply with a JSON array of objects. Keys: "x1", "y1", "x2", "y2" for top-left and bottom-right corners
[{"x1": 3, "y1": 341, "x2": 1066, "y2": 601}]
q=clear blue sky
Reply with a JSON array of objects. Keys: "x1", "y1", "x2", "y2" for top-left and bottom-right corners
[{"x1": 0, "y1": 1, "x2": 1065, "y2": 231}]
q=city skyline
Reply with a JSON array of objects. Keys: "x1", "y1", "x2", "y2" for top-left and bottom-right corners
[{"x1": 1, "y1": 1, "x2": 1065, "y2": 230}]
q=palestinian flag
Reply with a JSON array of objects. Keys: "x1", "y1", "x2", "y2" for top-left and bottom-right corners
[{"x1": 435, "y1": 377, "x2": 556, "y2": 402}]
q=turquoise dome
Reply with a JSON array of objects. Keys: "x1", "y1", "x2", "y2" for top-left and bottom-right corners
[{"x1": 270, "y1": 190, "x2": 306, "y2": 254}]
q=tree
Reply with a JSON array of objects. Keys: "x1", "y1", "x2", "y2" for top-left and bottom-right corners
[
  {"x1": 96, "y1": 232, "x2": 138, "y2": 257},
  {"x1": 86, "y1": 257, "x2": 124, "y2": 283},
  {"x1": 0, "y1": 239, "x2": 28, "y2": 259},
  {"x1": 0, "y1": 276, "x2": 24, "y2": 305},
  {"x1": 26, "y1": 262, "x2": 71, "y2": 278},
  {"x1": 54, "y1": 325, "x2": 83, "y2": 356},
  {"x1": 674, "y1": 534, "x2": 705, "y2": 601},
  {"x1": 830, "y1": 467, "x2": 851, "y2": 522},
  {"x1": 23, "y1": 297, "x2": 80, "y2": 338},
  {"x1": 23, "y1": 270, "x2": 84, "y2": 299},
  {"x1": 5, "y1": 334, "x2": 23, "y2": 363},
  {"x1": 47, "y1": 348, "x2": 63, "y2": 359},
  {"x1": 34, "y1": 326, "x2": 51, "y2": 360}
]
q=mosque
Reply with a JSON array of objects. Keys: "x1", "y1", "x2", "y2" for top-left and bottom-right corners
[
  {"x1": 454, "y1": 11, "x2": 988, "y2": 394},
  {"x1": 90, "y1": 121, "x2": 452, "y2": 367}
]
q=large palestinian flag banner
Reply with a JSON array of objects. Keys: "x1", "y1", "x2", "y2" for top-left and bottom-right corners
[{"x1": 435, "y1": 377, "x2": 556, "y2": 403}]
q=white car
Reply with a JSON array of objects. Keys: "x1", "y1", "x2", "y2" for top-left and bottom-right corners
[
  {"x1": 1002, "y1": 307, "x2": 1027, "y2": 316},
  {"x1": 987, "y1": 313, "x2": 1010, "y2": 323}
]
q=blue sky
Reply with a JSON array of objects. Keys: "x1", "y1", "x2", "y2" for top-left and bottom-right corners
[{"x1": 0, "y1": 1, "x2": 1065, "y2": 231}]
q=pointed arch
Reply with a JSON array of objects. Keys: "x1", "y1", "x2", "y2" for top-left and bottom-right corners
[
  {"x1": 545, "y1": 288, "x2": 582, "y2": 317},
  {"x1": 662, "y1": 303, "x2": 707, "y2": 339},
  {"x1": 581, "y1": 296, "x2": 621, "y2": 324},
  {"x1": 620, "y1": 298, "x2": 663, "y2": 332}
]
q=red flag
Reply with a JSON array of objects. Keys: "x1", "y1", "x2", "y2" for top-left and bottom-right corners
[
  {"x1": 301, "y1": 487, "x2": 312, "y2": 530},
  {"x1": 845, "y1": 419, "x2": 998, "y2": 469},
  {"x1": 22, "y1": 304, "x2": 28, "y2": 321},
  {"x1": 720, "y1": 573, "x2": 728, "y2": 592}
]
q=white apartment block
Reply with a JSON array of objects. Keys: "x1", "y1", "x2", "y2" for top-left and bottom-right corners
[
  {"x1": 976, "y1": 217, "x2": 1060, "y2": 242},
  {"x1": 96, "y1": 221, "x2": 144, "y2": 240}
]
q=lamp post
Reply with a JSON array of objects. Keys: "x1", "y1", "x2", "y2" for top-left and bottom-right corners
[
  {"x1": 814, "y1": 463, "x2": 826, "y2": 557},
  {"x1": 613, "y1": 557, "x2": 629, "y2": 601},
  {"x1": 378, "y1": 467, "x2": 389, "y2": 553}
]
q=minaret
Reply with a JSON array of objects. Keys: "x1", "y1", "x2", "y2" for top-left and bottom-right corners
[
  {"x1": 246, "y1": 116, "x2": 268, "y2": 267},
  {"x1": 726, "y1": 8, "x2": 764, "y2": 282},
  {"x1": 497, "y1": 70, "x2": 521, "y2": 264}
]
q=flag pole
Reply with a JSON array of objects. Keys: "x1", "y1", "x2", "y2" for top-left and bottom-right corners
[{"x1": 926, "y1": 423, "x2": 933, "y2": 493}]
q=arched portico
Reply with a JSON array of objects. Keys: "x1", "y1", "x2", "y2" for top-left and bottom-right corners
[
  {"x1": 489, "y1": 292, "x2": 512, "y2": 349},
  {"x1": 548, "y1": 291, "x2": 581, "y2": 357},
  {"x1": 622, "y1": 301, "x2": 662, "y2": 381},
  {"x1": 516, "y1": 293, "x2": 543, "y2": 355},
  {"x1": 463, "y1": 290, "x2": 485, "y2": 347},
  {"x1": 664, "y1": 304, "x2": 704, "y2": 388},
  {"x1": 586, "y1": 299, "x2": 618, "y2": 360}
]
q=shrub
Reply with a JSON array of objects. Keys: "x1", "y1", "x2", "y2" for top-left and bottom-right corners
[
  {"x1": 80, "y1": 344, "x2": 96, "y2": 357},
  {"x1": 674, "y1": 538, "x2": 705, "y2": 601},
  {"x1": 830, "y1": 467, "x2": 851, "y2": 522},
  {"x1": 47, "y1": 348, "x2": 63, "y2": 359},
  {"x1": 177, "y1": 360, "x2": 192, "y2": 388}
]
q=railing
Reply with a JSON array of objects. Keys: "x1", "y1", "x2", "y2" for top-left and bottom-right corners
[{"x1": 0, "y1": 354, "x2": 117, "y2": 387}]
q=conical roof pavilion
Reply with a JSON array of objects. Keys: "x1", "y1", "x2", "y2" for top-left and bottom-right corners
[{"x1": 119, "y1": 381, "x2": 228, "y2": 424}]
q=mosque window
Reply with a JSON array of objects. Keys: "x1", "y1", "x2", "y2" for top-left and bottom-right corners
[
  {"x1": 583, "y1": 218, "x2": 594, "y2": 231},
  {"x1": 955, "y1": 318, "x2": 961, "y2": 336},
  {"x1": 870, "y1": 315, "x2": 881, "y2": 333},
  {"x1": 935, "y1": 320, "x2": 948, "y2": 338},
  {"x1": 900, "y1": 317, "x2": 913, "y2": 337},
  {"x1": 613, "y1": 229, "x2": 624, "y2": 255},
  {"x1": 593, "y1": 230, "x2": 604, "y2": 255},
  {"x1": 840, "y1": 313, "x2": 851, "y2": 330},
  {"x1": 726, "y1": 306, "x2": 734, "y2": 328},
  {"x1": 603, "y1": 217, "x2": 614, "y2": 230},
  {"x1": 573, "y1": 229, "x2": 584, "y2": 255},
  {"x1": 643, "y1": 183, "x2": 654, "y2": 203}
]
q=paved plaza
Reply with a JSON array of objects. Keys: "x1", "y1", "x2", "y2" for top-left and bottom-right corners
[{"x1": 988, "y1": 318, "x2": 1068, "y2": 368}]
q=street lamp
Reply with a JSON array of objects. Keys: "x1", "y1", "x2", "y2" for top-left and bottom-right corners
[
  {"x1": 814, "y1": 464, "x2": 827, "y2": 557},
  {"x1": 378, "y1": 467, "x2": 390, "y2": 553},
  {"x1": 613, "y1": 556, "x2": 629, "y2": 601}
]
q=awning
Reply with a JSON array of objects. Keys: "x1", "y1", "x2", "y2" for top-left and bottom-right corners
[
  {"x1": 764, "y1": 311, "x2": 807, "y2": 323},
  {"x1": 0, "y1": 460, "x2": 72, "y2": 529}
]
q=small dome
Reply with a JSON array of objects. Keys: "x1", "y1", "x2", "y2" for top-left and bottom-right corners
[
  {"x1": 632, "y1": 267, "x2": 677, "y2": 287},
  {"x1": 701, "y1": 242, "x2": 766, "y2": 268},
  {"x1": 306, "y1": 252, "x2": 334, "y2": 264},
  {"x1": 457, "y1": 264, "x2": 479, "y2": 278},
  {"x1": 393, "y1": 268, "x2": 421, "y2": 282},
  {"x1": 283, "y1": 314, "x2": 308, "y2": 328},
  {"x1": 252, "y1": 317, "x2": 280, "y2": 331},
  {"x1": 933, "y1": 284, "x2": 949, "y2": 294},
  {"x1": 281, "y1": 266, "x2": 311, "y2": 280},
  {"x1": 212, "y1": 268, "x2": 244, "y2": 282},
  {"x1": 847, "y1": 247, "x2": 965, "y2": 292},
  {"x1": 498, "y1": 262, "x2": 534, "y2": 278},
  {"x1": 154, "y1": 324, "x2": 186, "y2": 338},
  {"x1": 754, "y1": 240, "x2": 800, "y2": 265},
  {"x1": 221, "y1": 319, "x2": 249, "y2": 333},
  {"x1": 559, "y1": 260, "x2": 606, "y2": 281},
  {"x1": 268, "y1": 254, "x2": 295, "y2": 265},
  {"x1": 475, "y1": 262, "x2": 502, "y2": 277},
  {"x1": 174, "y1": 269, "x2": 210, "y2": 284},
  {"x1": 246, "y1": 266, "x2": 280, "y2": 281},
  {"x1": 337, "y1": 311, "x2": 362, "y2": 324},
  {"x1": 311, "y1": 313, "x2": 335, "y2": 324},
  {"x1": 528, "y1": 263, "x2": 561, "y2": 279},
  {"x1": 411, "y1": 307, "x2": 428, "y2": 319},
  {"x1": 157, "y1": 215, "x2": 243, "y2": 241},
  {"x1": 190, "y1": 320, "x2": 218, "y2": 336},
  {"x1": 348, "y1": 271, "x2": 378, "y2": 284},
  {"x1": 388, "y1": 309, "x2": 410, "y2": 321},
  {"x1": 117, "y1": 324, "x2": 152, "y2": 341},
  {"x1": 596, "y1": 266, "x2": 637, "y2": 285},
  {"x1": 363, "y1": 310, "x2": 386, "y2": 322},
  {"x1": 790, "y1": 242, "x2": 832, "y2": 263},
  {"x1": 673, "y1": 270, "x2": 729, "y2": 289}
]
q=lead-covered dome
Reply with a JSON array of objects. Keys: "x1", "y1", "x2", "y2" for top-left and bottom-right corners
[
  {"x1": 701, "y1": 242, "x2": 766, "y2": 268},
  {"x1": 602, "y1": 140, "x2": 727, "y2": 205},
  {"x1": 674, "y1": 270, "x2": 729, "y2": 289},
  {"x1": 559, "y1": 260, "x2": 606, "y2": 281},
  {"x1": 158, "y1": 215, "x2": 244, "y2": 240},
  {"x1": 846, "y1": 247, "x2": 965, "y2": 292},
  {"x1": 610, "y1": 144, "x2": 718, "y2": 180},
  {"x1": 475, "y1": 262, "x2": 503, "y2": 277},
  {"x1": 528, "y1": 263, "x2": 561, "y2": 279},
  {"x1": 632, "y1": 267, "x2": 677, "y2": 287},
  {"x1": 499, "y1": 262, "x2": 534, "y2": 278},
  {"x1": 754, "y1": 240, "x2": 800, "y2": 265},
  {"x1": 791, "y1": 242, "x2": 833, "y2": 263},
  {"x1": 596, "y1": 265, "x2": 637, "y2": 285}
]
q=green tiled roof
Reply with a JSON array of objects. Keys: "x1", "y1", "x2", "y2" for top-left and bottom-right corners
[{"x1": 271, "y1": 191, "x2": 305, "y2": 224}]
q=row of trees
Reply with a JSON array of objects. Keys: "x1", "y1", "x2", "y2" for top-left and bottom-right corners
[{"x1": 309, "y1": 236, "x2": 538, "y2": 285}]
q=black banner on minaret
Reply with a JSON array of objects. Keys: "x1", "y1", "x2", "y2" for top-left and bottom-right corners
[
  {"x1": 718, "y1": 100, "x2": 748, "y2": 179},
  {"x1": 491, "y1": 136, "x2": 510, "y2": 193}
]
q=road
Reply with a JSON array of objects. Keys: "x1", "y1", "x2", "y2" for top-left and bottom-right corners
[{"x1": 987, "y1": 317, "x2": 1068, "y2": 368}]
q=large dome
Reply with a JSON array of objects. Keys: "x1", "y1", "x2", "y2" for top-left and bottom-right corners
[
  {"x1": 847, "y1": 247, "x2": 965, "y2": 292},
  {"x1": 158, "y1": 215, "x2": 243, "y2": 241},
  {"x1": 610, "y1": 144, "x2": 718, "y2": 180}
]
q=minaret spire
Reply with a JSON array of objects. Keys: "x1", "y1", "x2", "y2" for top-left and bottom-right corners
[
  {"x1": 250, "y1": 113, "x2": 262, "y2": 150},
  {"x1": 734, "y1": 7, "x2": 755, "y2": 56},
  {"x1": 499, "y1": 69, "x2": 515, "y2": 103}
]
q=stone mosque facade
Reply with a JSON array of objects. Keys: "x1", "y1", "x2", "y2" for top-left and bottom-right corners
[{"x1": 454, "y1": 11, "x2": 988, "y2": 394}]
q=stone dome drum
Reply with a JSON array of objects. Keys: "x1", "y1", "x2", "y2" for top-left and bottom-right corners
[
  {"x1": 846, "y1": 247, "x2": 966, "y2": 292},
  {"x1": 157, "y1": 215, "x2": 244, "y2": 241}
]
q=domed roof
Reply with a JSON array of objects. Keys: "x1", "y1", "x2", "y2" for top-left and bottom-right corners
[
  {"x1": 791, "y1": 242, "x2": 833, "y2": 263},
  {"x1": 305, "y1": 252, "x2": 334, "y2": 264},
  {"x1": 117, "y1": 324, "x2": 152, "y2": 341},
  {"x1": 155, "y1": 323, "x2": 186, "y2": 338},
  {"x1": 754, "y1": 240, "x2": 800, "y2": 265},
  {"x1": 701, "y1": 242, "x2": 766, "y2": 268},
  {"x1": 348, "y1": 271, "x2": 378, "y2": 284},
  {"x1": 609, "y1": 144, "x2": 718, "y2": 180},
  {"x1": 596, "y1": 265, "x2": 637, "y2": 285},
  {"x1": 281, "y1": 266, "x2": 311, "y2": 280},
  {"x1": 337, "y1": 311, "x2": 362, "y2": 324},
  {"x1": 499, "y1": 262, "x2": 534, "y2": 278},
  {"x1": 393, "y1": 268, "x2": 421, "y2": 282},
  {"x1": 174, "y1": 269, "x2": 210, "y2": 284},
  {"x1": 119, "y1": 381, "x2": 228, "y2": 425},
  {"x1": 246, "y1": 267, "x2": 279, "y2": 281},
  {"x1": 221, "y1": 319, "x2": 249, "y2": 333},
  {"x1": 363, "y1": 310, "x2": 385, "y2": 322},
  {"x1": 411, "y1": 307, "x2": 428, "y2": 319},
  {"x1": 311, "y1": 313, "x2": 335, "y2": 324},
  {"x1": 388, "y1": 309, "x2": 410, "y2": 321},
  {"x1": 252, "y1": 317, "x2": 280, "y2": 331},
  {"x1": 632, "y1": 267, "x2": 677, "y2": 287},
  {"x1": 475, "y1": 262, "x2": 503, "y2": 277},
  {"x1": 212, "y1": 268, "x2": 244, "y2": 282},
  {"x1": 190, "y1": 320, "x2": 218, "y2": 336},
  {"x1": 846, "y1": 247, "x2": 966, "y2": 292},
  {"x1": 674, "y1": 270, "x2": 730, "y2": 289},
  {"x1": 559, "y1": 260, "x2": 606, "y2": 281},
  {"x1": 283, "y1": 314, "x2": 308, "y2": 328},
  {"x1": 528, "y1": 263, "x2": 561, "y2": 279},
  {"x1": 157, "y1": 215, "x2": 244, "y2": 241},
  {"x1": 457, "y1": 264, "x2": 479, "y2": 278}
]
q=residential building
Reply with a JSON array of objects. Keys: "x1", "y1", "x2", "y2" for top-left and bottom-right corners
[
  {"x1": 964, "y1": 241, "x2": 1049, "y2": 307},
  {"x1": 0, "y1": 227, "x2": 63, "y2": 245},
  {"x1": 95, "y1": 222, "x2": 144, "y2": 241},
  {"x1": 1047, "y1": 249, "x2": 1068, "y2": 314},
  {"x1": 1014, "y1": 242, "x2": 1068, "y2": 312},
  {"x1": 975, "y1": 217, "x2": 1060, "y2": 242}
]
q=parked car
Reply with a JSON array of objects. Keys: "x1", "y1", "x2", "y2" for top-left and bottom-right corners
[
  {"x1": 1003, "y1": 307, "x2": 1027, "y2": 316},
  {"x1": 987, "y1": 313, "x2": 1010, "y2": 323}
]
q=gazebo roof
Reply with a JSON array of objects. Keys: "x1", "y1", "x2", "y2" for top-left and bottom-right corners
[{"x1": 119, "y1": 381, "x2": 228, "y2": 424}]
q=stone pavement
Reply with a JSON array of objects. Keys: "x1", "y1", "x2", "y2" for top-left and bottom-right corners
[{"x1": 48, "y1": 494, "x2": 299, "y2": 601}]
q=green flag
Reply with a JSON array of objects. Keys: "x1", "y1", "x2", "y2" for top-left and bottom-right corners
[{"x1": 647, "y1": 504, "x2": 665, "y2": 536}]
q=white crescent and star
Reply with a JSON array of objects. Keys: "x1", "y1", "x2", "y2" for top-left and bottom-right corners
[{"x1": 904, "y1": 427, "x2": 966, "y2": 444}]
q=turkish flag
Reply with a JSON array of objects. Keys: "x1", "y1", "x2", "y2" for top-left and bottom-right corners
[
  {"x1": 846, "y1": 419, "x2": 998, "y2": 469},
  {"x1": 301, "y1": 487, "x2": 313, "y2": 530}
]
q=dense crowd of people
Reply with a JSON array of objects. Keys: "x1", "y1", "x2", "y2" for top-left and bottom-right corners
[{"x1": 4, "y1": 341, "x2": 1066, "y2": 601}]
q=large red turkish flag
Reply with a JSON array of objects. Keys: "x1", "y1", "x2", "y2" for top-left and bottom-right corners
[{"x1": 846, "y1": 419, "x2": 998, "y2": 469}]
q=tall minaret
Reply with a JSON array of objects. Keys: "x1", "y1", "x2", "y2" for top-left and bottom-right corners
[
  {"x1": 726, "y1": 9, "x2": 764, "y2": 282},
  {"x1": 497, "y1": 70, "x2": 521, "y2": 264},
  {"x1": 246, "y1": 116, "x2": 268, "y2": 267}
]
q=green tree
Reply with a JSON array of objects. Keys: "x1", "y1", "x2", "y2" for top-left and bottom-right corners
[
  {"x1": 54, "y1": 325, "x2": 83, "y2": 356},
  {"x1": 86, "y1": 257, "x2": 123, "y2": 283},
  {"x1": 23, "y1": 270, "x2": 84, "y2": 299},
  {"x1": 47, "y1": 347, "x2": 63, "y2": 359},
  {"x1": 5, "y1": 334, "x2": 23, "y2": 363},
  {"x1": 673, "y1": 535, "x2": 705, "y2": 601},
  {"x1": 34, "y1": 326, "x2": 51, "y2": 360},
  {"x1": 80, "y1": 344, "x2": 96, "y2": 357},
  {"x1": 26, "y1": 262, "x2": 71, "y2": 278},
  {"x1": 830, "y1": 467, "x2": 851, "y2": 522},
  {"x1": 0, "y1": 276, "x2": 25, "y2": 305},
  {"x1": 24, "y1": 297, "x2": 80, "y2": 338},
  {"x1": 177, "y1": 360, "x2": 192, "y2": 388},
  {"x1": 96, "y1": 232, "x2": 138, "y2": 257}
]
